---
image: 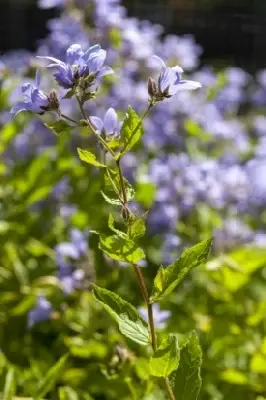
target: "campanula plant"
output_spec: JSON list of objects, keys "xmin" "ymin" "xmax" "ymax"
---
[{"xmin": 12, "ymin": 45, "xmax": 211, "ymax": 400}]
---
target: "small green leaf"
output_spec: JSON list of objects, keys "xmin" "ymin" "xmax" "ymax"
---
[
  {"xmin": 93, "ymin": 285, "xmax": 149, "ymax": 345},
  {"xmin": 128, "ymin": 214, "xmax": 147, "ymax": 240},
  {"xmin": 99, "ymin": 234, "xmax": 145, "ymax": 263},
  {"xmin": 150, "ymin": 334, "xmax": 180, "ymax": 377},
  {"xmin": 45, "ymin": 120, "xmax": 73, "ymax": 135},
  {"xmin": 34, "ymin": 354, "xmax": 69, "ymax": 399},
  {"xmin": 101, "ymin": 191, "xmax": 121, "ymax": 205},
  {"xmin": 3, "ymin": 368, "xmax": 16, "ymax": 400},
  {"xmin": 170, "ymin": 331, "xmax": 202, "ymax": 400},
  {"xmin": 108, "ymin": 214, "xmax": 127, "ymax": 238},
  {"xmin": 151, "ymin": 239, "xmax": 212, "ymax": 302},
  {"xmin": 119, "ymin": 106, "xmax": 144, "ymax": 157},
  {"xmin": 63, "ymin": 89, "xmax": 76, "ymax": 99},
  {"xmin": 102, "ymin": 168, "xmax": 135, "ymax": 204},
  {"xmin": 58, "ymin": 386, "xmax": 79, "ymax": 400},
  {"xmin": 77, "ymin": 148, "xmax": 106, "ymax": 167}
]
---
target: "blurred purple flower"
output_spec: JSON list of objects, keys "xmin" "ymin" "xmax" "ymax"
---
[
  {"xmin": 139, "ymin": 304, "xmax": 171, "ymax": 329},
  {"xmin": 10, "ymin": 71, "xmax": 50, "ymax": 115},
  {"xmin": 28, "ymin": 296, "xmax": 52, "ymax": 327},
  {"xmin": 38, "ymin": 0, "xmax": 65, "ymax": 8}
]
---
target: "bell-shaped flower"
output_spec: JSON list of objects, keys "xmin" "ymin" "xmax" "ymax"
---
[
  {"xmin": 38, "ymin": 43, "xmax": 113, "ymax": 90},
  {"xmin": 11, "ymin": 70, "xmax": 50, "ymax": 115},
  {"xmin": 90, "ymin": 108, "xmax": 120, "ymax": 136},
  {"xmin": 152, "ymin": 55, "xmax": 201, "ymax": 98}
]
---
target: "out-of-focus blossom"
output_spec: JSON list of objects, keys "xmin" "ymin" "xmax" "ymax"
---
[
  {"xmin": 139, "ymin": 304, "xmax": 171, "ymax": 329},
  {"xmin": 38, "ymin": 0, "xmax": 65, "ymax": 8},
  {"xmin": 28, "ymin": 296, "xmax": 52, "ymax": 327}
]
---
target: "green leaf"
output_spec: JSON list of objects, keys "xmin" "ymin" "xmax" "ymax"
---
[
  {"xmin": 128, "ymin": 214, "xmax": 147, "ymax": 240},
  {"xmin": 93, "ymin": 285, "xmax": 149, "ymax": 345},
  {"xmin": 108, "ymin": 214, "xmax": 127, "ymax": 238},
  {"xmin": 101, "ymin": 191, "xmax": 121, "ymax": 205},
  {"xmin": 150, "ymin": 334, "xmax": 180, "ymax": 377},
  {"xmin": 63, "ymin": 89, "xmax": 76, "ymax": 99},
  {"xmin": 151, "ymin": 239, "xmax": 212, "ymax": 302},
  {"xmin": 99, "ymin": 234, "xmax": 145, "ymax": 263},
  {"xmin": 3, "ymin": 368, "xmax": 16, "ymax": 400},
  {"xmin": 171, "ymin": 331, "xmax": 202, "ymax": 400},
  {"xmin": 34, "ymin": 354, "xmax": 69, "ymax": 399},
  {"xmin": 58, "ymin": 386, "xmax": 79, "ymax": 400},
  {"xmin": 102, "ymin": 168, "xmax": 135, "ymax": 205},
  {"xmin": 135, "ymin": 182, "xmax": 156, "ymax": 208},
  {"xmin": 119, "ymin": 106, "xmax": 144, "ymax": 157},
  {"xmin": 77, "ymin": 148, "xmax": 106, "ymax": 168},
  {"xmin": 45, "ymin": 120, "xmax": 73, "ymax": 135}
]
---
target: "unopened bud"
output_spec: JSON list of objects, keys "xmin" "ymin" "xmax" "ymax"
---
[
  {"xmin": 48, "ymin": 90, "xmax": 60, "ymax": 111},
  {"xmin": 148, "ymin": 77, "xmax": 157, "ymax": 98}
]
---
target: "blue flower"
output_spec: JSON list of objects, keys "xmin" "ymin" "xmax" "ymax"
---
[
  {"xmin": 151, "ymin": 55, "xmax": 201, "ymax": 99},
  {"xmin": 28, "ymin": 296, "xmax": 52, "ymax": 327},
  {"xmin": 39, "ymin": 43, "xmax": 113, "ymax": 89},
  {"xmin": 10, "ymin": 70, "xmax": 50, "ymax": 115},
  {"xmin": 90, "ymin": 107, "xmax": 120, "ymax": 136},
  {"xmin": 38, "ymin": 0, "xmax": 64, "ymax": 8}
]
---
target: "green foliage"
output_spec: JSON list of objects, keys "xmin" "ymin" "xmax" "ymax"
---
[
  {"xmin": 77, "ymin": 148, "xmax": 107, "ymax": 168},
  {"xmin": 151, "ymin": 239, "xmax": 212, "ymax": 302},
  {"xmin": 171, "ymin": 331, "xmax": 202, "ymax": 400},
  {"xmin": 3, "ymin": 368, "xmax": 16, "ymax": 400},
  {"xmin": 34, "ymin": 355, "xmax": 69, "ymax": 399},
  {"xmin": 93, "ymin": 285, "xmax": 150, "ymax": 345},
  {"xmin": 45, "ymin": 120, "xmax": 73, "ymax": 135},
  {"xmin": 119, "ymin": 106, "xmax": 144, "ymax": 157},
  {"xmin": 99, "ymin": 233, "xmax": 145, "ymax": 263},
  {"xmin": 150, "ymin": 334, "xmax": 180, "ymax": 377}
]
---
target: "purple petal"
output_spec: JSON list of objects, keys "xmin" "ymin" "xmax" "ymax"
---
[
  {"xmin": 103, "ymin": 108, "xmax": 118, "ymax": 135},
  {"xmin": 35, "ymin": 69, "xmax": 41, "ymax": 87},
  {"xmin": 37, "ymin": 55, "xmax": 64, "ymax": 67},
  {"xmin": 66, "ymin": 44, "xmax": 84, "ymax": 65},
  {"xmin": 97, "ymin": 66, "xmax": 114, "ymax": 78},
  {"xmin": 151, "ymin": 55, "xmax": 167, "ymax": 68},
  {"xmin": 176, "ymin": 80, "xmax": 202, "ymax": 91},
  {"xmin": 88, "ymin": 50, "xmax": 107, "ymax": 73},
  {"xmin": 90, "ymin": 116, "xmax": 103, "ymax": 132},
  {"xmin": 158, "ymin": 67, "xmax": 177, "ymax": 93},
  {"xmin": 10, "ymin": 102, "xmax": 30, "ymax": 115},
  {"xmin": 83, "ymin": 44, "xmax": 102, "ymax": 60}
]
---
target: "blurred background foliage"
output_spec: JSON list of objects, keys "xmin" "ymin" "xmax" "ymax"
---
[{"xmin": 1, "ymin": 0, "xmax": 266, "ymax": 399}]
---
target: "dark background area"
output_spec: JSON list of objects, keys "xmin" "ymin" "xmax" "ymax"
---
[{"xmin": 1, "ymin": 0, "xmax": 266, "ymax": 70}]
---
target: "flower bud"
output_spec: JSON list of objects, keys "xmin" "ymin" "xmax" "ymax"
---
[
  {"xmin": 48, "ymin": 90, "xmax": 60, "ymax": 111},
  {"xmin": 148, "ymin": 77, "xmax": 157, "ymax": 98}
]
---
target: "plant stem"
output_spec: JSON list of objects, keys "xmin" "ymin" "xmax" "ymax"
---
[
  {"xmin": 163, "ymin": 378, "xmax": 176, "ymax": 400},
  {"xmin": 60, "ymin": 113, "xmax": 79, "ymax": 125},
  {"xmin": 75, "ymin": 94, "xmax": 116, "ymax": 158},
  {"xmin": 75, "ymin": 96, "xmax": 175, "ymax": 399}
]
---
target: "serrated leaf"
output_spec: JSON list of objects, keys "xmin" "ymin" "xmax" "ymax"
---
[
  {"xmin": 45, "ymin": 120, "xmax": 73, "ymax": 135},
  {"xmin": 99, "ymin": 234, "xmax": 145, "ymax": 263},
  {"xmin": 93, "ymin": 285, "xmax": 149, "ymax": 345},
  {"xmin": 102, "ymin": 168, "xmax": 135, "ymax": 205},
  {"xmin": 108, "ymin": 214, "xmax": 127, "ymax": 238},
  {"xmin": 77, "ymin": 148, "xmax": 106, "ymax": 167},
  {"xmin": 34, "ymin": 354, "xmax": 69, "ymax": 399},
  {"xmin": 128, "ymin": 213, "xmax": 147, "ymax": 240},
  {"xmin": 170, "ymin": 331, "xmax": 202, "ymax": 400},
  {"xmin": 119, "ymin": 106, "xmax": 144, "ymax": 157},
  {"xmin": 150, "ymin": 334, "xmax": 180, "ymax": 377},
  {"xmin": 3, "ymin": 368, "xmax": 16, "ymax": 400},
  {"xmin": 101, "ymin": 191, "xmax": 122, "ymax": 205},
  {"xmin": 151, "ymin": 239, "xmax": 212, "ymax": 302}
]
